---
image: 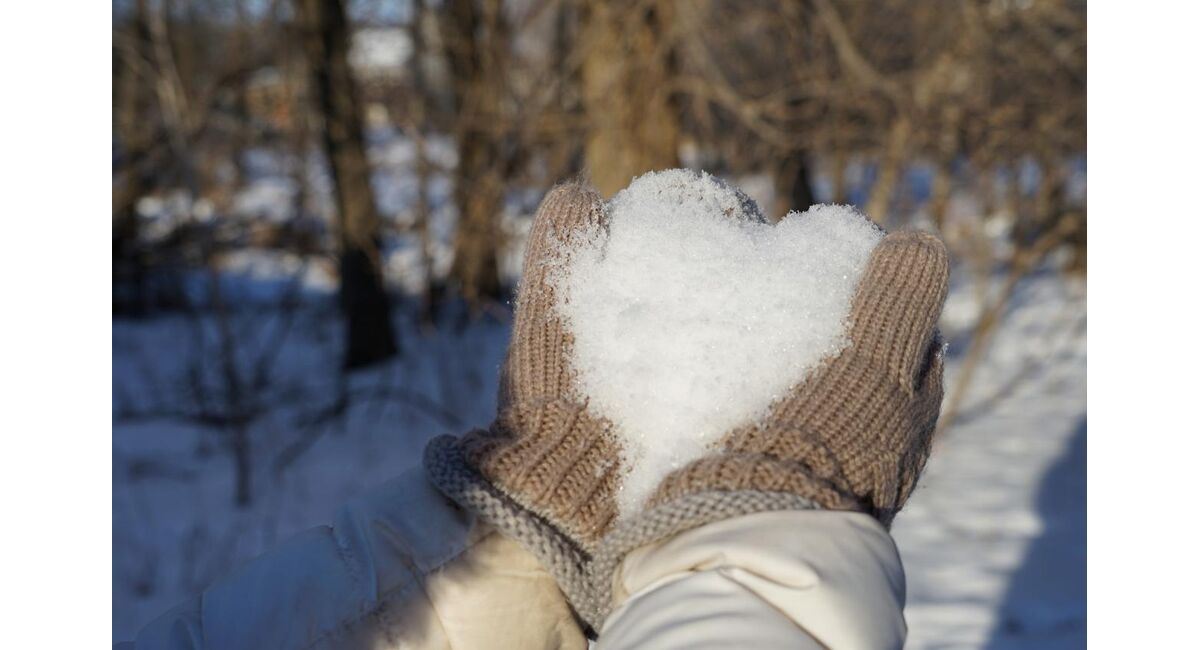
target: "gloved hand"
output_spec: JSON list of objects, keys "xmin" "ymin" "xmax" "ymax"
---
[
  {"xmin": 648, "ymin": 228, "xmax": 949, "ymax": 524},
  {"xmin": 426, "ymin": 173, "xmax": 950, "ymax": 632},
  {"xmin": 586, "ymin": 207, "xmax": 949, "ymax": 629},
  {"xmin": 424, "ymin": 182, "xmax": 622, "ymax": 626}
]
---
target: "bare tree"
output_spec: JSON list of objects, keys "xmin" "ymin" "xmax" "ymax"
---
[{"xmin": 294, "ymin": 0, "xmax": 398, "ymax": 368}]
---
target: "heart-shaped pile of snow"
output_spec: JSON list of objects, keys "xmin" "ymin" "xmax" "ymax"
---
[{"xmin": 553, "ymin": 169, "xmax": 884, "ymax": 518}]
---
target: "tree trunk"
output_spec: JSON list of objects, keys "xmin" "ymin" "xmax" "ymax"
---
[
  {"xmin": 407, "ymin": 0, "xmax": 444, "ymax": 326},
  {"xmin": 866, "ymin": 115, "xmax": 911, "ymax": 224},
  {"xmin": 830, "ymin": 147, "xmax": 849, "ymax": 205},
  {"xmin": 443, "ymin": 0, "xmax": 505, "ymax": 308},
  {"xmin": 113, "ymin": 0, "xmax": 154, "ymax": 316},
  {"xmin": 773, "ymin": 150, "xmax": 817, "ymax": 220},
  {"xmin": 929, "ymin": 156, "xmax": 952, "ymax": 231},
  {"xmin": 295, "ymin": 0, "xmax": 398, "ymax": 368},
  {"xmin": 580, "ymin": 0, "xmax": 680, "ymax": 198},
  {"xmin": 450, "ymin": 139, "xmax": 503, "ymax": 307}
]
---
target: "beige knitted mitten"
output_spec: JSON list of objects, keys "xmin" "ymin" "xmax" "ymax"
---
[
  {"xmin": 648, "ymin": 229, "xmax": 950, "ymax": 525},
  {"xmin": 424, "ymin": 183, "xmax": 622, "ymax": 618},
  {"xmin": 581, "ymin": 226, "xmax": 950, "ymax": 628},
  {"xmin": 426, "ymin": 177, "xmax": 950, "ymax": 631}
]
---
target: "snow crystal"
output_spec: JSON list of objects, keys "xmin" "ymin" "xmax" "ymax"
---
[{"xmin": 553, "ymin": 169, "xmax": 884, "ymax": 518}]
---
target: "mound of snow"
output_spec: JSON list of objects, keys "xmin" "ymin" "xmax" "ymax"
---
[{"xmin": 553, "ymin": 169, "xmax": 884, "ymax": 518}]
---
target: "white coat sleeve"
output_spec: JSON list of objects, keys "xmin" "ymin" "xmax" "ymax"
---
[
  {"xmin": 120, "ymin": 466, "xmax": 586, "ymax": 650},
  {"xmin": 596, "ymin": 510, "xmax": 908, "ymax": 650}
]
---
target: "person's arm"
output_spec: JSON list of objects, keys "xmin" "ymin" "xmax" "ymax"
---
[
  {"xmin": 598, "ymin": 510, "xmax": 907, "ymax": 650},
  {"xmin": 119, "ymin": 466, "xmax": 586, "ymax": 650}
]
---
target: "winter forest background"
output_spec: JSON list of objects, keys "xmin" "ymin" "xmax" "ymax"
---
[{"xmin": 112, "ymin": 0, "xmax": 1086, "ymax": 646}]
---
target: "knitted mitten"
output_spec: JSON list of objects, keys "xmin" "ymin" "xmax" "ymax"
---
[
  {"xmin": 423, "ymin": 182, "xmax": 621, "ymax": 619},
  {"xmin": 583, "ymin": 227, "xmax": 950, "ymax": 629},
  {"xmin": 426, "ymin": 176, "xmax": 950, "ymax": 632},
  {"xmin": 651, "ymin": 229, "xmax": 950, "ymax": 524}
]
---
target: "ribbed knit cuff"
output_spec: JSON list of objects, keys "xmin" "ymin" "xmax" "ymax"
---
[
  {"xmin": 581, "ymin": 490, "xmax": 823, "ymax": 631},
  {"xmin": 423, "ymin": 434, "xmax": 601, "ymax": 632},
  {"xmin": 648, "ymin": 450, "xmax": 868, "ymax": 515},
  {"xmin": 460, "ymin": 400, "xmax": 623, "ymax": 545}
]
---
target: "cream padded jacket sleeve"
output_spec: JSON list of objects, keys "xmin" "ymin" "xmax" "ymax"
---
[
  {"xmin": 598, "ymin": 510, "xmax": 908, "ymax": 650},
  {"xmin": 119, "ymin": 466, "xmax": 586, "ymax": 650},
  {"xmin": 121, "ymin": 469, "xmax": 906, "ymax": 649}
]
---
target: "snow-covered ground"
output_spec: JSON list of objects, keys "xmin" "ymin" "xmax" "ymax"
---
[
  {"xmin": 113, "ymin": 266, "xmax": 1085, "ymax": 646},
  {"xmin": 895, "ymin": 272, "xmax": 1087, "ymax": 649},
  {"xmin": 112, "ymin": 300, "xmax": 511, "ymax": 641}
]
